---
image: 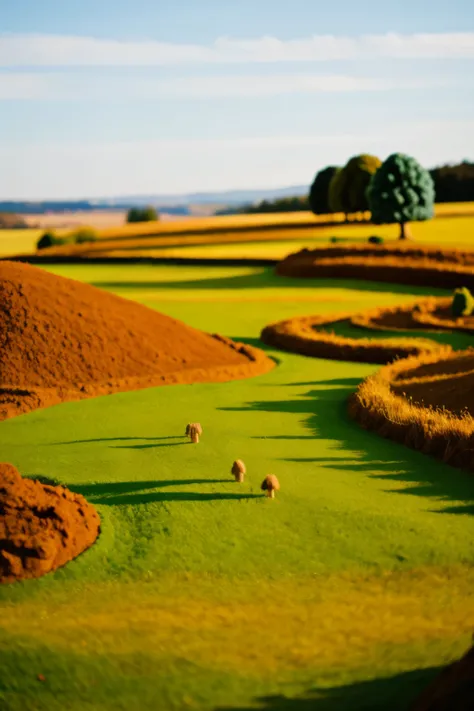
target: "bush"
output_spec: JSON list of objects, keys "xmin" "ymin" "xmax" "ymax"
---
[
  {"xmin": 72, "ymin": 227, "xmax": 98, "ymax": 244},
  {"xmin": 126, "ymin": 206, "xmax": 159, "ymax": 223},
  {"xmin": 367, "ymin": 153, "xmax": 435, "ymax": 240},
  {"xmin": 329, "ymin": 236, "xmax": 348, "ymax": 244},
  {"xmin": 309, "ymin": 166, "xmax": 339, "ymax": 215},
  {"xmin": 368, "ymin": 235, "xmax": 384, "ymax": 244},
  {"xmin": 452, "ymin": 287, "xmax": 474, "ymax": 318},
  {"xmin": 36, "ymin": 231, "xmax": 68, "ymax": 250}
]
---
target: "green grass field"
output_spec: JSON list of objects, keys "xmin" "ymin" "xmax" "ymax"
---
[{"xmin": 1, "ymin": 265, "xmax": 474, "ymax": 710}]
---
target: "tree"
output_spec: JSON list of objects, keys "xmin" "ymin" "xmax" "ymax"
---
[
  {"xmin": 73, "ymin": 227, "xmax": 97, "ymax": 244},
  {"xmin": 36, "ymin": 231, "xmax": 67, "ymax": 250},
  {"xmin": 126, "ymin": 206, "xmax": 159, "ymax": 223},
  {"xmin": 343, "ymin": 154, "xmax": 382, "ymax": 213},
  {"xmin": 328, "ymin": 168, "xmax": 345, "ymax": 215},
  {"xmin": 367, "ymin": 153, "xmax": 435, "ymax": 240},
  {"xmin": 308, "ymin": 166, "xmax": 339, "ymax": 215},
  {"xmin": 329, "ymin": 154, "xmax": 381, "ymax": 217}
]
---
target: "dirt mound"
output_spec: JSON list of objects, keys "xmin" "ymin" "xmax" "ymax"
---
[
  {"xmin": 0, "ymin": 261, "xmax": 273, "ymax": 419},
  {"xmin": 392, "ymin": 369, "xmax": 474, "ymax": 417},
  {"xmin": 411, "ymin": 643, "xmax": 474, "ymax": 710},
  {"xmin": 395, "ymin": 352, "xmax": 474, "ymax": 382},
  {"xmin": 276, "ymin": 246, "xmax": 474, "ymax": 290},
  {"xmin": 0, "ymin": 463, "xmax": 100, "ymax": 584}
]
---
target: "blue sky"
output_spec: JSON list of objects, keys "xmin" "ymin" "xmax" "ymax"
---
[{"xmin": 1, "ymin": 0, "xmax": 473, "ymax": 199}]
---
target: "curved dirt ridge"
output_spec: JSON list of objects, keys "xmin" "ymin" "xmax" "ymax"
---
[
  {"xmin": 0, "ymin": 261, "xmax": 274, "ymax": 421},
  {"xmin": 261, "ymin": 302, "xmax": 474, "ymax": 472},
  {"xmin": 277, "ymin": 244, "xmax": 474, "ymax": 290},
  {"xmin": 0, "ymin": 463, "xmax": 100, "ymax": 584}
]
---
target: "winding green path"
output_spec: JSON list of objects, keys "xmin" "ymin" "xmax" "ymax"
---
[{"xmin": 1, "ymin": 265, "xmax": 474, "ymax": 711}]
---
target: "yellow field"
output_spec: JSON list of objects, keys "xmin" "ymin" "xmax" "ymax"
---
[
  {"xmin": 0, "ymin": 229, "xmax": 43, "ymax": 257},
  {"xmin": 1, "ymin": 202, "xmax": 473, "ymax": 259},
  {"xmin": 37, "ymin": 214, "xmax": 474, "ymax": 260}
]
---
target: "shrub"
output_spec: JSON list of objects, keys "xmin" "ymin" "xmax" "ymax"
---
[
  {"xmin": 36, "ymin": 231, "xmax": 68, "ymax": 250},
  {"xmin": 126, "ymin": 206, "xmax": 159, "ymax": 223},
  {"xmin": 368, "ymin": 235, "xmax": 384, "ymax": 245},
  {"xmin": 367, "ymin": 153, "xmax": 435, "ymax": 240},
  {"xmin": 309, "ymin": 166, "xmax": 339, "ymax": 215},
  {"xmin": 72, "ymin": 227, "xmax": 98, "ymax": 244},
  {"xmin": 452, "ymin": 287, "xmax": 474, "ymax": 318},
  {"xmin": 329, "ymin": 236, "xmax": 348, "ymax": 244}
]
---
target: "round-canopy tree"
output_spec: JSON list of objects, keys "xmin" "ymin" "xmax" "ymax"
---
[
  {"xmin": 367, "ymin": 153, "xmax": 435, "ymax": 240},
  {"xmin": 308, "ymin": 166, "xmax": 339, "ymax": 215},
  {"xmin": 343, "ymin": 154, "xmax": 381, "ymax": 213},
  {"xmin": 328, "ymin": 168, "xmax": 345, "ymax": 215},
  {"xmin": 126, "ymin": 206, "xmax": 159, "ymax": 223}
]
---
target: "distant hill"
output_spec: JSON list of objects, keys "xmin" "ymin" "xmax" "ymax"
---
[{"xmin": 0, "ymin": 185, "xmax": 309, "ymax": 215}]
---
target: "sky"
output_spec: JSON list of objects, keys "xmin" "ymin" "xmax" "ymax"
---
[{"xmin": 1, "ymin": 0, "xmax": 473, "ymax": 200}]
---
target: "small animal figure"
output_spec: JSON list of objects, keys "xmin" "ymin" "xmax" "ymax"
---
[
  {"xmin": 185, "ymin": 422, "xmax": 203, "ymax": 440},
  {"xmin": 189, "ymin": 424, "xmax": 200, "ymax": 444},
  {"xmin": 231, "ymin": 460, "xmax": 246, "ymax": 483},
  {"xmin": 261, "ymin": 475, "xmax": 280, "ymax": 499}
]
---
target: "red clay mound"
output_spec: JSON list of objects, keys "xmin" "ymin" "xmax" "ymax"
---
[
  {"xmin": 0, "ymin": 261, "xmax": 274, "ymax": 419},
  {"xmin": 411, "ymin": 643, "xmax": 474, "ymax": 710},
  {"xmin": 0, "ymin": 463, "xmax": 100, "ymax": 584}
]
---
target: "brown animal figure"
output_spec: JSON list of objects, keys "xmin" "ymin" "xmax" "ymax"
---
[
  {"xmin": 185, "ymin": 423, "xmax": 202, "ymax": 439},
  {"xmin": 261, "ymin": 475, "xmax": 280, "ymax": 499},
  {"xmin": 231, "ymin": 460, "xmax": 246, "ymax": 482},
  {"xmin": 189, "ymin": 424, "xmax": 200, "ymax": 444}
]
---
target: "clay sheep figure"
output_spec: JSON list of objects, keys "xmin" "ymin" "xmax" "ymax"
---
[
  {"xmin": 261, "ymin": 475, "xmax": 280, "ymax": 499},
  {"xmin": 185, "ymin": 422, "xmax": 202, "ymax": 443},
  {"xmin": 231, "ymin": 459, "xmax": 246, "ymax": 483}
]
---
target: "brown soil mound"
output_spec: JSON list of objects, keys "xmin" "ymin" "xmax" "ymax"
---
[
  {"xmin": 413, "ymin": 300, "xmax": 474, "ymax": 334},
  {"xmin": 411, "ymin": 643, "xmax": 474, "ymax": 710},
  {"xmin": 0, "ymin": 463, "xmax": 100, "ymax": 584},
  {"xmin": 395, "ymin": 352, "xmax": 474, "ymax": 382},
  {"xmin": 276, "ymin": 246, "xmax": 474, "ymax": 290},
  {"xmin": 351, "ymin": 303, "xmax": 434, "ymax": 332},
  {"xmin": 392, "ymin": 363, "xmax": 474, "ymax": 417},
  {"xmin": 0, "ymin": 261, "xmax": 274, "ymax": 419}
]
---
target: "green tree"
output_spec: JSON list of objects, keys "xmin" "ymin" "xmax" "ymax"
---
[
  {"xmin": 73, "ymin": 227, "xmax": 97, "ymax": 244},
  {"xmin": 343, "ymin": 154, "xmax": 382, "ymax": 212},
  {"xmin": 126, "ymin": 206, "xmax": 159, "ymax": 223},
  {"xmin": 308, "ymin": 166, "xmax": 339, "ymax": 215},
  {"xmin": 36, "ymin": 231, "xmax": 69, "ymax": 250},
  {"xmin": 367, "ymin": 153, "xmax": 435, "ymax": 240},
  {"xmin": 328, "ymin": 168, "xmax": 345, "ymax": 215}
]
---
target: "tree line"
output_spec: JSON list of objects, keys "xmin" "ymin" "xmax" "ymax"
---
[{"xmin": 230, "ymin": 159, "xmax": 473, "ymax": 217}]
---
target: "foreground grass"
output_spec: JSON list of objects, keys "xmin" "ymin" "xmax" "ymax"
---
[{"xmin": 1, "ymin": 265, "xmax": 474, "ymax": 710}]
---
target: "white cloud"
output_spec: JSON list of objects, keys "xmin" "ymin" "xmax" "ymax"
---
[
  {"xmin": 0, "ymin": 32, "xmax": 474, "ymax": 67},
  {"xmin": 0, "ymin": 71, "xmax": 448, "ymax": 101},
  {"xmin": 2, "ymin": 121, "xmax": 473, "ymax": 199}
]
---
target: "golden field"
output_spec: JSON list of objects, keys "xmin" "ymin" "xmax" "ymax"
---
[{"xmin": 1, "ymin": 202, "xmax": 474, "ymax": 259}]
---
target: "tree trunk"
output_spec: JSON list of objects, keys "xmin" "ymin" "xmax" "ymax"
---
[{"xmin": 399, "ymin": 222, "xmax": 412, "ymax": 240}]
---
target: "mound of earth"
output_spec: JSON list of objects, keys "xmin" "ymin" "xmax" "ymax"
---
[
  {"xmin": 0, "ymin": 463, "xmax": 100, "ymax": 584},
  {"xmin": 411, "ymin": 643, "xmax": 474, "ymax": 710},
  {"xmin": 276, "ymin": 246, "xmax": 474, "ymax": 291},
  {"xmin": 0, "ymin": 261, "xmax": 274, "ymax": 419}
]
